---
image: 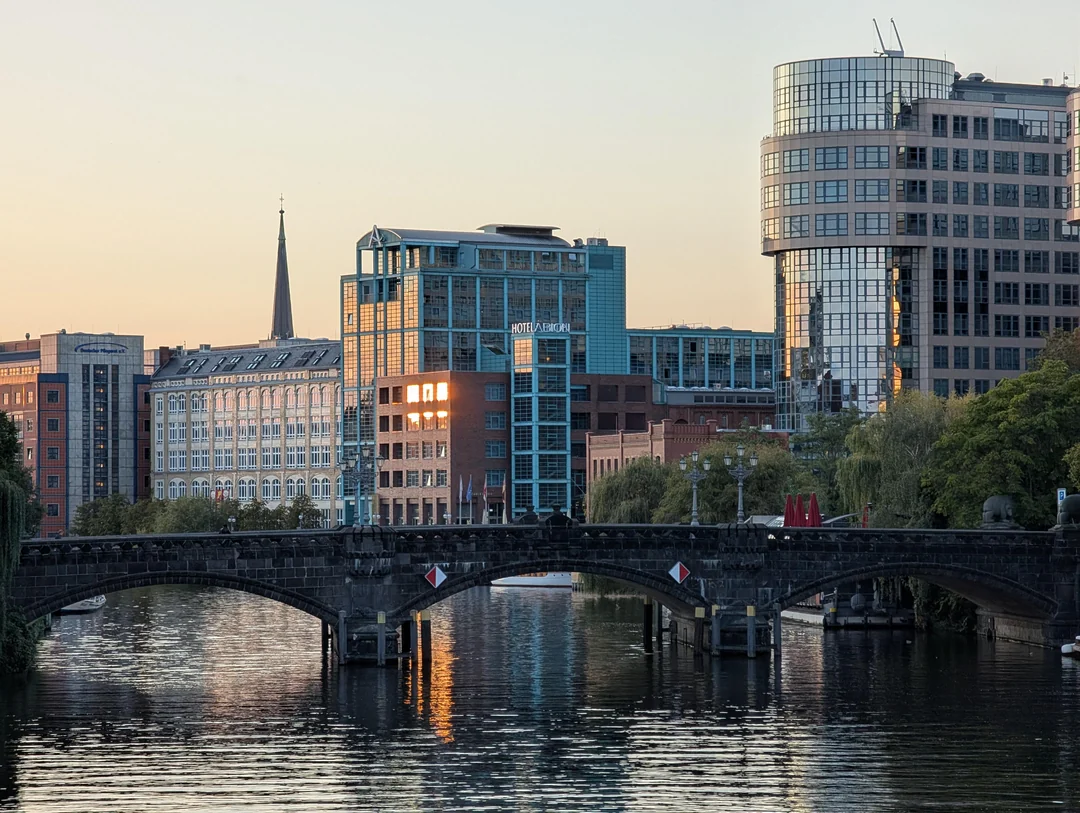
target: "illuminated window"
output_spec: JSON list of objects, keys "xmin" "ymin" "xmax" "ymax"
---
[
  {"xmin": 422, "ymin": 383, "xmax": 434, "ymax": 402},
  {"xmin": 436, "ymin": 382, "xmax": 449, "ymax": 401},
  {"xmin": 406, "ymin": 385, "xmax": 420, "ymax": 403},
  {"xmin": 407, "ymin": 412, "xmax": 421, "ymax": 429}
]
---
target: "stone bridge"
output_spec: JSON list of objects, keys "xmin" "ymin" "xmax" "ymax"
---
[{"xmin": 12, "ymin": 524, "xmax": 1080, "ymax": 662}]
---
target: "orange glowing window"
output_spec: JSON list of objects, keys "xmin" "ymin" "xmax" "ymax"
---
[
  {"xmin": 436, "ymin": 410, "xmax": 448, "ymax": 419},
  {"xmin": 423, "ymin": 411, "xmax": 434, "ymax": 419},
  {"xmin": 436, "ymin": 382, "xmax": 449, "ymax": 401},
  {"xmin": 407, "ymin": 412, "xmax": 421, "ymax": 425},
  {"xmin": 406, "ymin": 385, "xmax": 420, "ymax": 404},
  {"xmin": 422, "ymin": 383, "xmax": 435, "ymax": 402}
]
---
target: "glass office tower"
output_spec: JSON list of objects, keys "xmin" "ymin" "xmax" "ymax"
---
[{"xmin": 762, "ymin": 54, "xmax": 1080, "ymax": 431}]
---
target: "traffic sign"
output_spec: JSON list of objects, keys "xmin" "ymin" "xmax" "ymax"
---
[
  {"xmin": 425, "ymin": 566, "xmax": 447, "ymax": 589},
  {"xmin": 1058, "ymin": 487, "xmax": 1068, "ymax": 507},
  {"xmin": 668, "ymin": 561, "xmax": 690, "ymax": 584}
]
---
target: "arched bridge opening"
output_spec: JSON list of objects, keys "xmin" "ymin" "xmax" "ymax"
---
[
  {"xmin": 779, "ymin": 563, "xmax": 1058, "ymax": 620},
  {"xmin": 391, "ymin": 559, "xmax": 707, "ymax": 622},
  {"xmin": 19, "ymin": 571, "xmax": 341, "ymax": 627}
]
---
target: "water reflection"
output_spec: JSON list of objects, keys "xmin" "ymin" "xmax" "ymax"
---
[{"xmin": 1, "ymin": 585, "xmax": 1079, "ymax": 811}]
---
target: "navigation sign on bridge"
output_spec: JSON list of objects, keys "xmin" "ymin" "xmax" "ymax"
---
[
  {"xmin": 668, "ymin": 561, "xmax": 690, "ymax": 584},
  {"xmin": 425, "ymin": 566, "xmax": 447, "ymax": 589}
]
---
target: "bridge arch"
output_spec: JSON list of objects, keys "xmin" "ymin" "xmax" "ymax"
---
[
  {"xmin": 779, "ymin": 563, "xmax": 1058, "ymax": 619},
  {"xmin": 19, "ymin": 571, "xmax": 341, "ymax": 626},
  {"xmin": 391, "ymin": 559, "xmax": 708, "ymax": 620}
]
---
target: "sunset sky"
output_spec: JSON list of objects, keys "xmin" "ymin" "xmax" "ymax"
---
[{"xmin": 3, "ymin": 1, "xmax": 1077, "ymax": 347}]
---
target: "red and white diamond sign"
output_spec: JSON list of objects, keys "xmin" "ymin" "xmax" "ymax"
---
[
  {"xmin": 669, "ymin": 561, "xmax": 690, "ymax": 584},
  {"xmin": 425, "ymin": 565, "xmax": 447, "ymax": 589}
]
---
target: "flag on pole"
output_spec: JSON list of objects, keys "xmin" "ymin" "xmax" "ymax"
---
[
  {"xmin": 458, "ymin": 475, "xmax": 463, "ymax": 505},
  {"xmin": 501, "ymin": 476, "xmax": 508, "ymax": 524},
  {"xmin": 465, "ymin": 475, "xmax": 473, "ymax": 503},
  {"xmin": 481, "ymin": 485, "xmax": 490, "ymax": 524}
]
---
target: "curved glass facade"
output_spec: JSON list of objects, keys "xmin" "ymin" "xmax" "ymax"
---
[
  {"xmin": 775, "ymin": 247, "xmax": 920, "ymax": 431},
  {"xmin": 773, "ymin": 57, "xmax": 955, "ymax": 136}
]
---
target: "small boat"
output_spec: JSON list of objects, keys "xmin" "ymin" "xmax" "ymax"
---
[
  {"xmin": 59, "ymin": 595, "xmax": 106, "ymax": 614},
  {"xmin": 491, "ymin": 572, "xmax": 572, "ymax": 589}
]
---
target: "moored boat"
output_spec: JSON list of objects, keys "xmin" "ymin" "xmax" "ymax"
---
[
  {"xmin": 491, "ymin": 572, "xmax": 572, "ymax": 589},
  {"xmin": 58, "ymin": 595, "xmax": 106, "ymax": 614}
]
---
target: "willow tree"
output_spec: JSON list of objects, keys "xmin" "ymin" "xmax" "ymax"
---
[
  {"xmin": 836, "ymin": 390, "xmax": 960, "ymax": 528},
  {"xmin": 587, "ymin": 458, "xmax": 671, "ymax": 523}
]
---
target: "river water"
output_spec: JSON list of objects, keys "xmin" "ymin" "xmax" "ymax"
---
[{"xmin": 1, "ymin": 586, "xmax": 1079, "ymax": 812}]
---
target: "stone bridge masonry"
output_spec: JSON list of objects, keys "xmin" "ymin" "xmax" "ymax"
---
[{"xmin": 12, "ymin": 524, "xmax": 1080, "ymax": 663}]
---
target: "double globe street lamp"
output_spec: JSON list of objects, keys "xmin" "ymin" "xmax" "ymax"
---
[
  {"xmin": 679, "ymin": 450, "xmax": 711, "ymax": 527},
  {"xmin": 723, "ymin": 444, "xmax": 758, "ymax": 523}
]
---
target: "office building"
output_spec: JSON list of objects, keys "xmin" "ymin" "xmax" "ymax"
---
[
  {"xmin": 340, "ymin": 224, "xmax": 775, "ymax": 521},
  {"xmin": 0, "ymin": 332, "xmax": 151, "ymax": 535},
  {"xmin": 761, "ymin": 51, "xmax": 1080, "ymax": 430}
]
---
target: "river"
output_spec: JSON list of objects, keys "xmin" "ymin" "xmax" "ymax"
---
[{"xmin": 1, "ymin": 585, "xmax": 1079, "ymax": 812}]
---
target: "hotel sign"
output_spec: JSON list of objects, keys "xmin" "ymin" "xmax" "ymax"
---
[
  {"xmin": 73, "ymin": 342, "xmax": 128, "ymax": 355},
  {"xmin": 510, "ymin": 322, "xmax": 571, "ymax": 335}
]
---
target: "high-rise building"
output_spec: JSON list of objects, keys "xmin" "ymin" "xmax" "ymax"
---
[
  {"xmin": 761, "ymin": 52, "xmax": 1080, "ymax": 430},
  {"xmin": 340, "ymin": 224, "xmax": 775, "ymax": 522},
  {"xmin": 0, "ymin": 332, "xmax": 151, "ymax": 535}
]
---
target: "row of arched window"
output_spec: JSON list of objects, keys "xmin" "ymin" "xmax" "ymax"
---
[
  {"xmin": 165, "ymin": 476, "xmax": 336, "ymax": 502},
  {"xmin": 158, "ymin": 385, "xmax": 340, "ymax": 418}
]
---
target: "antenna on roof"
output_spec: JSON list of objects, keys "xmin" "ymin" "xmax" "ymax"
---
[{"xmin": 873, "ymin": 18, "xmax": 904, "ymax": 58}]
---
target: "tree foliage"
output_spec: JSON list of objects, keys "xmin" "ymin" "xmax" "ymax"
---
[
  {"xmin": 836, "ymin": 391, "xmax": 960, "ymax": 527},
  {"xmin": 588, "ymin": 430, "xmax": 814, "ymax": 524},
  {"xmin": 925, "ymin": 360, "xmax": 1080, "ymax": 529},
  {"xmin": 70, "ymin": 494, "xmax": 326, "ymax": 536},
  {"xmin": 1, "ymin": 411, "xmax": 40, "ymax": 673},
  {"xmin": 1029, "ymin": 328, "xmax": 1080, "ymax": 374},
  {"xmin": 792, "ymin": 407, "xmax": 865, "ymax": 516}
]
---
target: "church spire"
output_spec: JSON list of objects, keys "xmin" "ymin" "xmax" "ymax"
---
[{"xmin": 270, "ymin": 196, "xmax": 294, "ymax": 341}]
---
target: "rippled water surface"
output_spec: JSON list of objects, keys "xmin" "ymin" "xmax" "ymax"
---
[{"xmin": 2, "ymin": 585, "xmax": 1080, "ymax": 812}]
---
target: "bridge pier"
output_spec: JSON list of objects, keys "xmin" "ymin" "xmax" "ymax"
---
[
  {"xmin": 400, "ymin": 617, "xmax": 413, "ymax": 661},
  {"xmin": 420, "ymin": 609, "xmax": 432, "ymax": 664}
]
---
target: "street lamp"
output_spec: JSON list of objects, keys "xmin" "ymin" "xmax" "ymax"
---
[
  {"xmin": 227, "ymin": 515, "xmax": 236, "ymax": 533},
  {"xmin": 722, "ymin": 443, "xmax": 758, "ymax": 523},
  {"xmin": 679, "ymin": 449, "xmax": 712, "ymax": 527},
  {"xmin": 340, "ymin": 447, "xmax": 386, "ymax": 526}
]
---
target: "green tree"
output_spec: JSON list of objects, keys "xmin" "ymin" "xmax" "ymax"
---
[
  {"xmin": 70, "ymin": 492, "xmax": 137, "ymax": 536},
  {"xmin": 1030, "ymin": 328, "xmax": 1080, "ymax": 373},
  {"xmin": 152, "ymin": 497, "xmax": 231, "ymax": 534},
  {"xmin": 1, "ymin": 411, "xmax": 39, "ymax": 672},
  {"xmin": 792, "ymin": 406, "xmax": 865, "ymax": 515},
  {"xmin": 587, "ymin": 458, "xmax": 671, "ymax": 523},
  {"xmin": 237, "ymin": 499, "xmax": 280, "ymax": 531},
  {"xmin": 279, "ymin": 494, "xmax": 325, "ymax": 530},
  {"xmin": 653, "ymin": 432, "xmax": 814, "ymax": 524},
  {"xmin": 925, "ymin": 360, "xmax": 1080, "ymax": 529},
  {"xmin": 836, "ymin": 390, "xmax": 960, "ymax": 527}
]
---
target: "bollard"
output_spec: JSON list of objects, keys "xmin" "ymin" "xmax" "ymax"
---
[
  {"xmin": 420, "ymin": 609, "xmax": 433, "ymax": 664},
  {"xmin": 746, "ymin": 604, "xmax": 757, "ymax": 658},
  {"xmin": 643, "ymin": 596, "xmax": 654, "ymax": 654},
  {"xmin": 411, "ymin": 611, "xmax": 419, "ymax": 661},
  {"xmin": 376, "ymin": 611, "xmax": 386, "ymax": 667},
  {"xmin": 655, "ymin": 602, "xmax": 664, "ymax": 649},
  {"xmin": 828, "ymin": 604, "xmax": 837, "ymax": 628},
  {"xmin": 321, "ymin": 620, "xmax": 331, "ymax": 660},
  {"xmin": 694, "ymin": 606, "xmax": 706, "ymax": 653},
  {"xmin": 711, "ymin": 605, "xmax": 721, "ymax": 656}
]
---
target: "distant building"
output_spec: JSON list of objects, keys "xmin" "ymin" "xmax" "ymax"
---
[
  {"xmin": 0, "ymin": 332, "xmax": 151, "ymax": 535},
  {"xmin": 761, "ymin": 51, "xmax": 1080, "ymax": 430},
  {"xmin": 148, "ymin": 207, "xmax": 343, "ymax": 526}
]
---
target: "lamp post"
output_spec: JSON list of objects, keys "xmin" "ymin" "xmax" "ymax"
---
[
  {"xmin": 340, "ymin": 447, "xmax": 386, "ymax": 526},
  {"xmin": 679, "ymin": 450, "xmax": 711, "ymax": 527},
  {"xmin": 723, "ymin": 443, "xmax": 758, "ymax": 523}
]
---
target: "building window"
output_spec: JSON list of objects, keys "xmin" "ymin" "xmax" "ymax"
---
[
  {"xmin": 854, "ymin": 146, "xmax": 889, "ymax": 169},
  {"xmin": 597, "ymin": 385, "xmax": 619, "ymax": 402},
  {"xmin": 46, "ymin": 503, "xmax": 59, "ymax": 517},
  {"xmin": 994, "ymin": 347, "xmax": 1021, "ymax": 370},
  {"xmin": 932, "ymin": 114, "xmax": 948, "ymax": 138},
  {"xmin": 485, "ymin": 440, "xmax": 506, "ymax": 458},
  {"xmin": 783, "ymin": 182, "xmax": 809, "ymax": 206},
  {"xmin": 953, "ymin": 149, "xmax": 969, "ymax": 172},
  {"xmin": 570, "ymin": 413, "xmax": 591, "ymax": 431},
  {"xmin": 484, "ymin": 383, "xmax": 506, "ymax": 401},
  {"xmin": 953, "ymin": 116, "xmax": 969, "ymax": 138},
  {"xmin": 484, "ymin": 411, "xmax": 506, "ymax": 430},
  {"xmin": 933, "ymin": 379, "xmax": 949, "ymax": 397},
  {"xmin": 896, "ymin": 146, "xmax": 926, "ymax": 169},
  {"xmin": 783, "ymin": 215, "xmax": 809, "ymax": 239},
  {"xmin": 1056, "ymin": 284, "xmax": 1080, "ymax": 307},
  {"xmin": 854, "ymin": 179, "xmax": 889, "ymax": 202},
  {"xmin": 815, "ymin": 213, "xmax": 847, "ymax": 237},
  {"xmin": 46, "ymin": 389, "xmax": 59, "ymax": 404},
  {"xmin": 994, "ymin": 314, "xmax": 1020, "ymax": 337},
  {"xmin": 815, "ymin": 147, "xmax": 847, "ymax": 170},
  {"xmin": 783, "ymin": 148, "xmax": 809, "ymax": 173},
  {"xmin": 762, "ymin": 152, "xmax": 780, "ymax": 176},
  {"xmin": 815, "ymin": 180, "xmax": 847, "ymax": 203}
]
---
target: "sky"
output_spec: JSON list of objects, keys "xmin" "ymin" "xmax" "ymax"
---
[{"xmin": 3, "ymin": 0, "xmax": 1078, "ymax": 348}]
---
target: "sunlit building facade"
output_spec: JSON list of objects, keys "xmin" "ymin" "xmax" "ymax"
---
[{"xmin": 762, "ymin": 54, "xmax": 1080, "ymax": 430}]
